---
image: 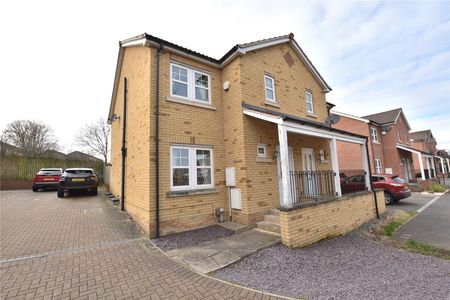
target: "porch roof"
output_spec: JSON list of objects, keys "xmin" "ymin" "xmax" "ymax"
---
[
  {"xmin": 396, "ymin": 144, "xmax": 433, "ymax": 156},
  {"xmin": 242, "ymin": 102, "xmax": 368, "ymax": 140}
]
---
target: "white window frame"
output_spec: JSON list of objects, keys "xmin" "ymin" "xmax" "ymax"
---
[
  {"xmin": 264, "ymin": 75, "xmax": 276, "ymax": 102},
  {"xmin": 170, "ymin": 63, "xmax": 211, "ymax": 104},
  {"xmin": 375, "ymin": 159, "xmax": 382, "ymax": 174},
  {"xmin": 305, "ymin": 90, "xmax": 314, "ymax": 114},
  {"xmin": 170, "ymin": 145, "xmax": 214, "ymax": 191},
  {"xmin": 370, "ymin": 127, "xmax": 379, "ymax": 143},
  {"xmin": 257, "ymin": 144, "xmax": 267, "ymax": 158}
]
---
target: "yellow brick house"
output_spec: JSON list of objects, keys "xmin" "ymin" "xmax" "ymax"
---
[{"xmin": 108, "ymin": 33, "xmax": 384, "ymax": 248}]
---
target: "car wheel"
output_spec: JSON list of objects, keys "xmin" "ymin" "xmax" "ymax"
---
[
  {"xmin": 57, "ymin": 189, "xmax": 64, "ymax": 198},
  {"xmin": 384, "ymin": 191, "xmax": 394, "ymax": 205},
  {"xmin": 32, "ymin": 185, "xmax": 38, "ymax": 192},
  {"xmin": 91, "ymin": 188, "xmax": 98, "ymax": 196}
]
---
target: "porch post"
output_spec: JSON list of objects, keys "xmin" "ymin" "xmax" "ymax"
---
[
  {"xmin": 431, "ymin": 158, "xmax": 436, "ymax": 178},
  {"xmin": 439, "ymin": 157, "xmax": 445, "ymax": 175},
  {"xmin": 329, "ymin": 136, "xmax": 342, "ymax": 197},
  {"xmin": 277, "ymin": 123, "xmax": 292, "ymax": 208},
  {"xmin": 418, "ymin": 153, "xmax": 425, "ymax": 180},
  {"xmin": 361, "ymin": 143, "xmax": 371, "ymax": 191}
]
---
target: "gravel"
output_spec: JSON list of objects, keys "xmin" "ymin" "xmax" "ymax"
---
[
  {"xmin": 214, "ymin": 233, "xmax": 450, "ymax": 299},
  {"xmin": 152, "ymin": 225, "xmax": 233, "ymax": 251}
]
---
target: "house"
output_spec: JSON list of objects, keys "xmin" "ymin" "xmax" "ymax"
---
[
  {"xmin": 330, "ymin": 111, "xmax": 385, "ymax": 174},
  {"xmin": 107, "ymin": 33, "xmax": 385, "ymax": 248},
  {"xmin": 410, "ymin": 130, "xmax": 447, "ymax": 177}
]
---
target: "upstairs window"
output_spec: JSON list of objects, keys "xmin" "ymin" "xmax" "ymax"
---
[
  {"xmin": 305, "ymin": 91, "xmax": 314, "ymax": 113},
  {"xmin": 370, "ymin": 127, "xmax": 379, "ymax": 143},
  {"xmin": 264, "ymin": 75, "xmax": 276, "ymax": 102},
  {"xmin": 170, "ymin": 63, "xmax": 211, "ymax": 104}
]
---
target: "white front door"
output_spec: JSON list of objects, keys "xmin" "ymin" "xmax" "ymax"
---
[
  {"xmin": 302, "ymin": 148, "xmax": 317, "ymax": 195},
  {"xmin": 277, "ymin": 146, "xmax": 295, "ymax": 204}
]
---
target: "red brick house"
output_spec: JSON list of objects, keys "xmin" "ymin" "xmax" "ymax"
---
[{"xmin": 410, "ymin": 130, "xmax": 448, "ymax": 177}]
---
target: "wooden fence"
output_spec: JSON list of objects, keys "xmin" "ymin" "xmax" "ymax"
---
[{"xmin": 1, "ymin": 154, "xmax": 104, "ymax": 181}]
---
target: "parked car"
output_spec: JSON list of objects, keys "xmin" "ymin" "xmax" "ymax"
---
[
  {"xmin": 57, "ymin": 168, "xmax": 99, "ymax": 198},
  {"xmin": 32, "ymin": 168, "xmax": 63, "ymax": 192},
  {"xmin": 372, "ymin": 174, "xmax": 411, "ymax": 205},
  {"xmin": 340, "ymin": 174, "xmax": 366, "ymax": 194}
]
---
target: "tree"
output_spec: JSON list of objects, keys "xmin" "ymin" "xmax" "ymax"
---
[
  {"xmin": 75, "ymin": 118, "xmax": 110, "ymax": 164},
  {"xmin": 1, "ymin": 120, "xmax": 59, "ymax": 157}
]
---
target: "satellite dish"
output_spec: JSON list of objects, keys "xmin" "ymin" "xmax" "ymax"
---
[{"xmin": 326, "ymin": 114, "xmax": 340, "ymax": 125}]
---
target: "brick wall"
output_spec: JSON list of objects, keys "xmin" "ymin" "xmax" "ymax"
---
[{"xmin": 279, "ymin": 190, "xmax": 385, "ymax": 248}]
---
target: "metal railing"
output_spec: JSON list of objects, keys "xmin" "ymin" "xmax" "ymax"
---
[
  {"xmin": 339, "ymin": 169, "xmax": 367, "ymax": 195},
  {"xmin": 289, "ymin": 170, "xmax": 336, "ymax": 204}
]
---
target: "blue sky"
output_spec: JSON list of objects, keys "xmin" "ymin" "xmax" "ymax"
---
[{"xmin": 1, "ymin": 0, "xmax": 449, "ymax": 150}]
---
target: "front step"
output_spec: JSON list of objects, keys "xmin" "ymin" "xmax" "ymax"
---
[{"xmin": 257, "ymin": 209, "xmax": 281, "ymax": 234}]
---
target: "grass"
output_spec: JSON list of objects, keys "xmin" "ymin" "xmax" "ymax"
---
[
  {"xmin": 405, "ymin": 240, "xmax": 450, "ymax": 261},
  {"xmin": 426, "ymin": 183, "xmax": 447, "ymax": 193},
  {"xmin": 383, "ymin": 211, "xmax": 416, "ymax": 237}
]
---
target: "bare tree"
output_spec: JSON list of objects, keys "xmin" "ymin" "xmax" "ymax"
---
[
  {"xmin": 1, "ymin": 120, "xmax": 59, "ymax": 157},
  {"xmin": 75, "ymin": 118, "xmax": 110, "ymax": 164}
]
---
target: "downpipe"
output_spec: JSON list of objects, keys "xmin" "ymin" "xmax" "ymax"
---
[
  {"xmin": 121, "ymin": 77, "xmax": 127, "ymax": 211},
  {"xmin": 365, "ymin": 137, "xmax": 379, "ymax": 218}
]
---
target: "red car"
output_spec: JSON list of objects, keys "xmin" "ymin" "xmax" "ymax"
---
[
  {"xmin": 372, "ymin": 174, "xmax": 411, "ymax": 205},
  {"xmin": 32, "ymin": 168, "xmax": 63, "ymax": 192}
]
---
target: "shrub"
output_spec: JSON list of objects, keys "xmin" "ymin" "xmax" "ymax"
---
[{"xmin": 426, "ymin": 183, "xmax": 447, "ymax": 193}]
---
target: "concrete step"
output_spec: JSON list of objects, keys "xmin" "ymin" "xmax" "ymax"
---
[
  {"xmin": 269, "ymin": 208, "xmax": 280, "ymax": 216},
  {"xmin": 256, "ymin": 220, "xmax": 281, "ymax": 234},
  {"xmin": 263, "ymin": 214, "xmax": 280, "ymax": 224}
]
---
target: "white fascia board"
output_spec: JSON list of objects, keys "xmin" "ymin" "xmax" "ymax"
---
[
  {"xmin": 219, "ymin": 49, "xmax": 246, "ymax": 67},
  {"xmin": 243, "ymin": 109, "xmax": 283, "ymax": 124},
  {"xmin": 240, "ymin": 37, "xmax": 290, "ymax": 53},
  {"xmin": 284, "ymin": 120, "xmax": 366, "ymax": 144},
  {"xmin": 108, "ymin": 47, "xmax": 125, "ymax": 121},
  {"xmin": 331, "ymin": 110, "xmax": 370, "ymax": 123},
  {"xmin": 288, "ymin": 40, "xmax": 331, "ymax": 93},
  {"xmin": 121, "ymin": 38, "xmax": 147, "ymax": 47}
]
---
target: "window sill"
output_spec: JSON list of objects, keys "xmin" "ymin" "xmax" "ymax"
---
[
  {"xmin": 372, "ymin": 141, "xmax": 380, "ymax": 144},
  {"xmin": 256, "ymin": 157, "xmax": 272, "ymax": 163},
  {"xmin": 306, "ymin": 112, "xmax": 318, "ymax": 118},
  {"xmin": 166, "ymin": 96, "xmax": 216, "ymax": 110},
  {"xmin": 167, "ymin": 188, "xmax": 219, "ymax": 198},
  {"xmin": 264, "ymin": 101, "xmax": 280, "ymax": 108}
]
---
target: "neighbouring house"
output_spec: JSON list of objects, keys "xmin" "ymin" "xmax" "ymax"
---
[
  {"xmin": 330, "ymin": 111, "xmax": 385, "ymax": 175},
  {"xmin": 107, "ymin": 33, "xmax": 385, "ymax": 248},
  {"xmin": 437, "ymin": 149, "xmax": 450, "ymax": 176},
  {"xmin": 410, "ymin": 130, "xmax": 447, "ymax": 178}
]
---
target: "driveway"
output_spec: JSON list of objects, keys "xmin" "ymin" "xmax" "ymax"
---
[
  {"xmin": 0, "ymin": 190, "xmax": 282, "ymax": 299},
  {"xmin": 394, "ymin": 193, "xmax": 450, "ymax": 250},
  {"xmin": 387, "ymin": 192, "xmax": 436, "ymax": 213}
]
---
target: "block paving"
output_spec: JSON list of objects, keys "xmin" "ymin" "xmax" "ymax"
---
[{"xmin": 0, "ymin": 190, "xmax": 282, "ymax": 299}]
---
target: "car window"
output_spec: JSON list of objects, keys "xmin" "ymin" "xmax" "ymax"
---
[
  {"xmin": 392, "ymin": 176, "xmax": 405, "ymax": 183},
  {"xmin": 66, "ymin": 170, "xmax": 93, "ymax": 175},
  {"xmin": 37, "ymin": 170, "xmax": 62, "ymax": 175}
]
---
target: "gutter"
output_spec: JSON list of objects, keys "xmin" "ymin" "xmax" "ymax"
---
[{"xmin": 155, "ymin": 44, "xmax": 163, "ymax": 238}]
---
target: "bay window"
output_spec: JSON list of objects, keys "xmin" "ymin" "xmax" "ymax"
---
[{"xmin": 170, "ymin": 146, "xmax": 214, "ymax": 191}]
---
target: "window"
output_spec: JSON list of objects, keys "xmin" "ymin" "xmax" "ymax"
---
[
  {"xmin": 370, "ymin": 127, "xmax": 378, "ymax": 143},
  {"xmin": 257, "ymin": 144, "xmax": 267, "ymax": 158},
  {"xmin": 305, "ymin": 91, "xmax": 313, "ymax": 113},
  {"xmin": 170, "ymin": 146, "xmax": 213, "ymax": 191},
  {"xmin": 375, "ymin": 159, "xmax": 382, "ymax": 174},
  {"xmin": 170, "ymin": 63, "xmax": 211, "ymax": 104},
  {"xmin": 264, "ymin": 75, "xmax": 276, "ymax": 102}
]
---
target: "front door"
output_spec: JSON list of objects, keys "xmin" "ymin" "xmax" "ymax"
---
[
  {"xmin": 277, "ymin": 146, "xmax": 295, "ymax": 204},
  {"xmin": 302, "ymin": 148, "xmax": 317, "ymax": 195}
]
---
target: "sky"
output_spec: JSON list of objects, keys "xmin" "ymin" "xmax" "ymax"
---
[{"xmin": 1, "ymin": 0, "xmax": 449, "ymax": 152}]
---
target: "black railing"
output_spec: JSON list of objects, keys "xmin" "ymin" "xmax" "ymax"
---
[
  {"xmin": 339, "ymin": 169, "xmax": 367, "ymax": 195},
  {"xmin": 289, "ymin": 170, "xmax": 336, "ymax": 204}
]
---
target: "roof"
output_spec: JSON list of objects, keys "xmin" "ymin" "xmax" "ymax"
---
[
  {"xmin": 109, "ymin": 33, "xmax": 332, "ymax": 121},
  {"xmin": 396, "ymin": 144, "xmax": 433, "ymax": 156},
  {"xmin": 241, "ymin": 103, "xmax": 367, "ymax": 140},
  {"xmin": 410, "ymin": 130, "xmax": 433, "ymax": 141},
  {"xmin": 363, "ymin": 108, "xmax": 402, "ymax": 124}
]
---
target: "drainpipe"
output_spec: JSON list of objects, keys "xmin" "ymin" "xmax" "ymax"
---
[
  {"xmin": 121, "ymin": 77, "xmax": 127, "ymax": 211},
  {"xmin": 365, "ymin": 137, "xmax": 379, "ymax": 218},
  {"xmin": 155, "ymin": 44, "xmax": 163, "ymax": 238}
]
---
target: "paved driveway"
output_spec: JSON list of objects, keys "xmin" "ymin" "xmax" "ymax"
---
[
  {"xmin": 394, "ymin": 193, "xmax": 450, "ymax": 250},
  {"xmin": 387, "ymin": 192, "xmax": 436, "ymax": 213},
  {"xmin": 0, "ymin": 190, "xmax": 281, "ymax": 300}
]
